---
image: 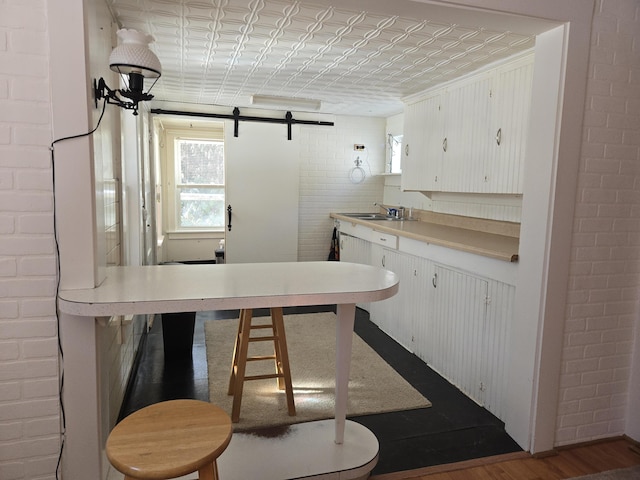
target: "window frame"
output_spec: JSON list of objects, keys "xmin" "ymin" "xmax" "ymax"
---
[{"xmin": 163, "ymin": 125, "xmax": 225, "ymax": 233}]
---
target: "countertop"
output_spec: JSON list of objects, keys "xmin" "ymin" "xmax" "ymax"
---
[
  {"xmin": 57, "ymin": 261, "xmax": 399, "ymax": 317},
  {"xmin": 330, "ymin": 213, "xmax": 519, "ymax": 263}
]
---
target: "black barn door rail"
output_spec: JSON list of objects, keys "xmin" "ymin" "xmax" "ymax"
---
[{"xmin": 150, "ymin": 107, "xmax": 334, "ymax": 140}]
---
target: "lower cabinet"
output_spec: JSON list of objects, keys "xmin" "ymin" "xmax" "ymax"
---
[
  {"xmin": 339, "ymin": 233, "xmax": 372, "ymax": 311},
  {"xmin": 418, "ymin": 265, "xmax": 490, "ymax": 407},
  {"xmin": 369, "ymin": 245, "xmax": 430, "ymax": 352},
  {"xmin": 339, "ymin": 232, "xmax": 370, "ymax": 266},
  {"xmin": 339, "ymin": 223, "xmax": 515, "ymax": 421}
]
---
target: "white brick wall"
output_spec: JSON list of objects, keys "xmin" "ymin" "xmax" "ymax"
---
[
  {"xmin": 556, "ymin": 0, "xmax": 640, "ymax": 446},
  {"xmin": 298, "ymin": 116, "xmax": 386, "ymax": 261},
  {"xmin": 0, "ymin": 2, "xmax": 61, "ymax": 479}
]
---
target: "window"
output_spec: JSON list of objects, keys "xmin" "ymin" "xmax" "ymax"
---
[
  {"xmin": 174, "ymin": 138, "xmax": 225, "ymax": 230},
  {"xmin": 388, "ymin": 134, "xmax": 403, "ymax": 173}
]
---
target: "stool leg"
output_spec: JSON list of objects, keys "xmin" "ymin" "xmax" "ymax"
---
[
  {"xmin": 271, "ymin": 307, "xmax": 296, "ymax": 416},
  {"xmin": 198, "ymin": 460, "xmax": 219, "ymax": 480},
  {"xmin": 270, "ymin": 309, "xmax": 284, "ymax": 390},
  {"xmin": 227, "ymin": 309, "xmax": 247, "ymax": 395},
  {"xmin": 230, "ymin": 309, "xmax": 252, "ymax": 422}
]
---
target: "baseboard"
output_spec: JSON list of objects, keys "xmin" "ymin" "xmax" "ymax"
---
[
  {"xmin": 555, "ymin": 435, "xmax": 627, "ymax": 451},
  {"xmin": 537, "ymin": 435, "xmax": 630, "ymax": 459}
]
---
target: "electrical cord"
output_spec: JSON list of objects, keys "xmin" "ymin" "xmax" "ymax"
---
[{"xmin": 50, "ymin": 98, "xmax": 107, "ymax": 480}]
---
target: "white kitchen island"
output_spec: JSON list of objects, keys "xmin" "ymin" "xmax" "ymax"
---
[{"xmin": 58, "ymin": 261, "xmax": 399, "ymax": 480}]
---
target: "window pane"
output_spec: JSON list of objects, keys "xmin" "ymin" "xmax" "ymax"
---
[
  {"xmin": 391, "ymin": 134, "xmax": 403, "ymax": 173},
  {"xmin": 178, "ymin": 187, "xmax": 225, "ymax": 228},
  {"xmin": 177, "ymin": 140, "xmax": 224, "ymax": 185}
]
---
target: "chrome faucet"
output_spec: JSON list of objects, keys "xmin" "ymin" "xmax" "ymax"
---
[
  {"xmin": 374, "ymin": 202, "xmax": 393, "ymax": 216},
  {"xmin": 374, "ymin": 203, "xmax": 404, "ymax": 219}
]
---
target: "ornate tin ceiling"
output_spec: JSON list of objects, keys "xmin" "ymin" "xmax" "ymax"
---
[{"xmin": 106, "ymin": 0, "xmax": 554, "ymax": 117}]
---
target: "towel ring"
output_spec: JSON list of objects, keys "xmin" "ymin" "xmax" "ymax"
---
[{"xmin": 349, "ymin": 166, "xmax": 366, "ymax": 184}]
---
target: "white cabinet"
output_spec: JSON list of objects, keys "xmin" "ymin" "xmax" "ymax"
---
[
  {"xmin": 421, "ymin": 94, "xmax": 445, "ymax": 191},
  {"xmin": 401, "ymin": 100, "xmax": 428, "ymax": 191},
  {"xmin": 339, "ymin": 232, "xmax": 372, "ymax": 311},
  {"xmin": 412, "ymin": 262, "xmax": 514, "ymax": 419},
  {"xmin": 368, "ymin": 246, "xmax": 417, "ymax": 351},
  {"xmin": 336, "ymin": 220, "xmax": 515, "ymax": 420},
  {"xmin": 440, "ymin": 75, "xmax": 492, "ymax": 193},
  {"xmin": 402, "ymin": 93, "xmax": 444, "ymax": 192},
  {"xmin": 401, "ymin": 52, "xmax": 533, "ymax": 195},
  {"xmin": 421, "ymin": 265, "xmax": 489, "ymax": 405},
  {"xmin": 369, "ymin": 230, "xmax": 398, "ymax": 249},
  {"xmin": 368, "ymin": 245, "xmax": 395, "ymax": 329},
  {"xmin": 339, "ymin": 232, "xmax": 370, "ymax": 266},
  {"xmin": 484, "ymin": 56, "xmax": 534, "ymax": 193}
]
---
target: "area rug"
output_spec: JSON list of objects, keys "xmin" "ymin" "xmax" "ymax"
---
[
  {"xmin": 569, "ymin": 466, "xmax": 640, "ymax": 479},
  {"xmin": 205, "ymin": 312, "xmax": 431, "ymax": 432}
]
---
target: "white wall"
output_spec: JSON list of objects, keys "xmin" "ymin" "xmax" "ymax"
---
[
  {"xmin": 88, "ymin": 11, "xmax": 151, "ymax": 480},
  {"xmin": 298, "ymin": 115, "xmax": 386, "ymax": 261},
  {"xmin": 556, "ymin": 0, "xmax": 640, "ymax": 446},
  {"xmin": 0, "ymin": 2, "xmax": 61, "ymax": 478}
]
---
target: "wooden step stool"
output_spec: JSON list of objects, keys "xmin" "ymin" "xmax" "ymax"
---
[
  {"xmin": 106, "ymin": 399, "xmax": 232, "ymax": 480},
  {"xmin": 227, "ymin": 307, "xmax": 296, "ymax": 423}
]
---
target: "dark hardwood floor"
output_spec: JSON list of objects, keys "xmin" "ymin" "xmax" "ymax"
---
[{"xmin": 119, "ymin": 306, "xmax": 522, "ymax": 476}]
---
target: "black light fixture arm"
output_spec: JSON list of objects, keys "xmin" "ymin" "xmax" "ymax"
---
[{"xmin": 93, "ymin": 74, "xmax": 154, "ymax": 116}]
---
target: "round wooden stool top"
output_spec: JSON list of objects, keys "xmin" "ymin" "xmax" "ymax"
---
[{"xmin": 106, "ymin": 399, "xmax": 233, "ymax": 479}]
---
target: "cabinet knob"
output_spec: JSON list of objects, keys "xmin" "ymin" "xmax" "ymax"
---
[
  {"xmin": 432, "ymin": 272, "xmax": 438, "ymax": 288},
  {"xmin": 496, "ymin": 128, "xmax": 502, "ymax": 146},
  {"xmin": 442, "ymin": 137, "xmax": 447, "ymax": 152},
  {"xmin": 405, "ymin": 144, "xmax": 409, "ymax": 156}
]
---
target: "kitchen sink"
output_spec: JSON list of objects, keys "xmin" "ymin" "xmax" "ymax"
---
[{"xmin": 340, "ymin": 213, "xmax": 403, "ymax": 221}]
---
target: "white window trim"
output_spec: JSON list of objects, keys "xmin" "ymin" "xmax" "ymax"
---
[{"xmin": 162, "ymin": 124, "xmax": 225, "ymax": 233}]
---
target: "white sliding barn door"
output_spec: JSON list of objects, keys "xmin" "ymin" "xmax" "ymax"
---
[{"xmin": 224, "ymin": 121, "xmax": 300, "ymax": 263}]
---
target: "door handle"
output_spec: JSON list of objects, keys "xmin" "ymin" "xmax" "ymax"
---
[{"xmin": 227, "ymin": 205, "xmax": 232, "ymax": 232}]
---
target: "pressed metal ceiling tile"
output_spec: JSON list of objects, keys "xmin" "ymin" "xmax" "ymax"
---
[{"xmin": 106, "ymin": 0, "xmax": 544, "ymax": 116}]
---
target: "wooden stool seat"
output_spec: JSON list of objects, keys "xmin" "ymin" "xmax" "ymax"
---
[
  {"xmin": 106, "ymin": 399, "xmax": 232, "ymax": 480},
  {"xmin": 227, "ymin": 307, "xmax": 296, "ymax": 422}
]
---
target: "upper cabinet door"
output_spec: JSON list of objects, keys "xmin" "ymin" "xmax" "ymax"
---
[
  {"xmin": 401, "ymin": 93, "xmax": 444, "ymax": 192},
  {"xmin": 440, "ymin": 75, "xmax": 492, "ymax": 193},
  {"xmin": 484, "ymin": 54, "xmax": 534, "ymax": 194},
  {"xmin": 401, "ymin": 100, "xmax": 427, "ymax": 191},
  {"xmin": 422, "ymin": 93, "xmax": 445, "ymax": 191}
]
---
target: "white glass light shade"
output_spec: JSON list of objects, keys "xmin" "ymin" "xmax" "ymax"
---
[{"xmin": 109, "ymin": 29, "xmax": 161, "ymax": 78}]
